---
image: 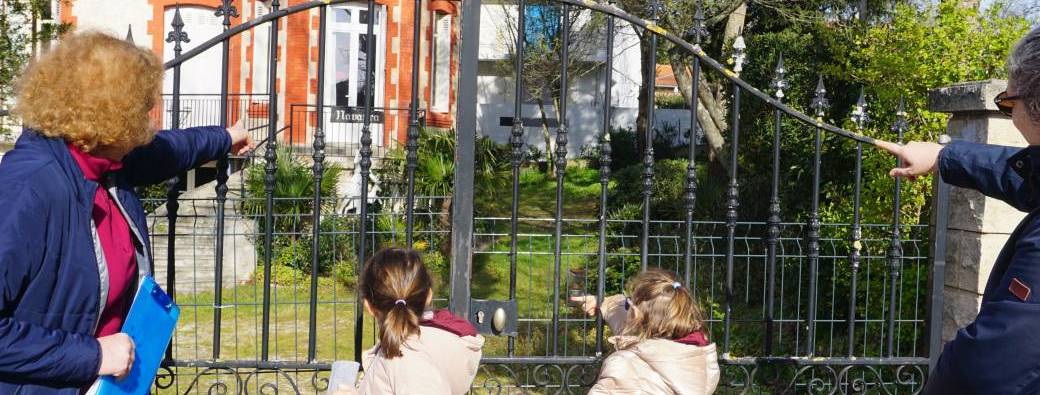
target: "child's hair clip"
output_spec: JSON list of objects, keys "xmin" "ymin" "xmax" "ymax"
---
[{"xmin": 672, "ymin": 282, "xmax": 682, "ymax": 290}]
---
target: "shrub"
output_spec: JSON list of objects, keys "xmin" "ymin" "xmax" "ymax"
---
[
  {"xmin": 242, "ymin": 148, "xmax": 342, "ymax": 235},
  {"xmin": 655, "ymin": 93, "xmax": 687, "ymax": 109},
  {"xmin": 585, "ymin": 127, "xmax": 685, "ymax": 172},
  {"xmin": 333, "ymin": 259, "xmax": 358, "ymax": 288},
  {"xmin": 137, "ymin": 183, "xmax": 169, "ymax": 213}
]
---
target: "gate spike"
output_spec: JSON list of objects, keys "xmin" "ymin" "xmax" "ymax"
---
[
  {"xmin": 166, "ymin": 5, "xmax": 190, "ymax": 48},
  {"xmin": 851, "ymin": 88, "xmax": 869, "ymax": 129},
  {"xmin": 811, "ymin": 76, "xmax": 829, "ymax": 119},
  {"xmin": 125, "ymin": 25, "xmax": 134, "ymax": 44},
  {"xmin": 891, "ymin": 96, "xmax": 908, "ymax": 135},
  {"xmin": 730, "ymin": 36, "xmax": 747, "ymax": 75},
  {"xmin": 172, "ymin": 5, "xmax": 184, "ymax": 30},
  {"xmin": 770, "ymin": 53, "xmax": 787, "ymax": 100}
]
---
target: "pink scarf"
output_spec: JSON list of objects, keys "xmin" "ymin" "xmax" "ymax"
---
[{"xmin": 68, "ymin": 145, "xmax": 138, "ymax": 337}]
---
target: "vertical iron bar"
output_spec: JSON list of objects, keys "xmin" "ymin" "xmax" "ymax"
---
[
  {"xmin": 212, "ymin": 0, "xmax": 238, "ymax": 361},
  {"xmin": 450, "ymin": 0, "xmax": 481, "ymax": 319},
  {"xmin": 807, "ymin": 76, "xmax": 828, "ymax": 357},
  {"xmin": 886, "ymin": 97, "xmax": 907, "ymax": 357},
  {"xmin": 928, "ymin": 134, "xmax": 951, "ymax": 371},
  {"xmin": 261, "ymin": 0, "xmax": 281, "ymax": 362},
  {"xmin": 847, "ymin": 89, "xmax": 868, "ymax": 357},
  {"xmin": 404, "ymin": 0, "xmax": 423, "ymax": 246},
  {"xmin": 595, "ymin": 2, "xmax": 615, "ymax": 357},
  {"xmin": 355, "ymin": 0, "xmax": 378, "ymax": 363},
  {"xmin": 765, "ymin": 53, "xmax": 786, "ymax": 355},
  {"xmin": 507, "ymin": 0, "xmax": 528, "ymax": 357},
  {"xmin": 849, "ymin": 144, "xmax": 864, "ymax": 353},
  {"xmin": 549, "ymin": 3, "xmax": 572, "ymax": 356},
  {"xmin": 640, "ymin": 1, "xmax": 662, "ymax": 272},
  {"xmin": 163, "ymin": 5, "xmax": 189, "ymax": 366},
  {"xmin": 723, "ymin": 82, "xmax": 740, "ymax": 355},
  {"xmin": 165, "ymin": 3, "xmax": 189, "ymax": 302},
  {"xmin": 308, "ymin": 4, "xmax": 328, "ymax": 364},
  {"xmin": 683, "ymin": 0, "xmax": 704, "ymax": 292}
]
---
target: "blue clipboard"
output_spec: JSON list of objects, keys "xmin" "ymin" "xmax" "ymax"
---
[{"xmin": 96, "ymin": 276, "xmax": 180, "ymax": 395}]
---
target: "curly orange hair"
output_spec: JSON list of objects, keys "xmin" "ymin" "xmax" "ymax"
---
[{"xmin": 14, "ymin": 31, "xmax": 163, "ymax": 153}]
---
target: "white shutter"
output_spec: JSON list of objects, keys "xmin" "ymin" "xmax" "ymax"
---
[{"xmin": 431, "ymin": 13, "xmax": 451, "ymax": 113}]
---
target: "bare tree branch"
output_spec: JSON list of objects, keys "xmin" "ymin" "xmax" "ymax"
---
[{"xmin": 707, "ymin": 0, "xmax": 748, "ymax": 25}]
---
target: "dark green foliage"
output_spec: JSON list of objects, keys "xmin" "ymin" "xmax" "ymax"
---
[
  {"xmin": 377, "ymin": 128, "xmax": 511, "ymax": 203},
  {"xmin": 242, "ymin": 148, "xmax": 342, "ymax": 234},
  {"xmin": 583, "ymin": 127, "xmax": 688, "ymax": 172},
  {"xmin": 655, "ymin": 94, "xmax": 688, "ymax": 109},
  {"xmin": 137, "ymin": 183, "xmax": 169, "ymax": 213},
  {"xmin": 609, "ymin": 159, "xmax": 724, "ymax": 221}
]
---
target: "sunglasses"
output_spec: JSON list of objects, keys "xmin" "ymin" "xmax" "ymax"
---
[{"xmin": 995, "ymin": 91, "xmax": 1021, "ymax": 117}]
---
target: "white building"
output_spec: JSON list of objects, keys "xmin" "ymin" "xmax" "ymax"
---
[{"xmin": 475, "ymin": 1, "xmax": 694, "ymax": 156}]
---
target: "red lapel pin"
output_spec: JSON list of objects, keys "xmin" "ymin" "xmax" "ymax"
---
[{"xmin": 1010, "ymin": 277, "xmax": 1032, "ymax": 302}]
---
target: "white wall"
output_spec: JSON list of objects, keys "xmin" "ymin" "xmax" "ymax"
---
[
  {"xmin": 474, "ymin": 1, "xmax": 657, "ymax": 157},
  {"xmin": 162, "ymin": 6, "xmax": 223, "ymax": 95},
  {"xmin": 70, "ymin": 0, "xmax": 152, "ymax": 46},
  {"xmin": 477, "ymin": 65, "xmax": 693, "ymax": 157}
]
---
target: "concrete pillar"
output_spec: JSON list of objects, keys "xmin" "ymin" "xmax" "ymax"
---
[{"xmin": 927, "ymin": 79, "xmax": 1025, "ymax": 342}]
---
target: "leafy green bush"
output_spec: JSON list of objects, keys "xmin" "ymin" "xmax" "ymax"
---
[
  {"xmin": 137, "ymin": 183, "xmax": 169, "ymax": 213},
  {"xmin": 377, "ymin": 128, "xmax": 510, "ymax": 200},
  {"xmin": 315, "ymin": 216, "xmax": 357, "ymax": 274},
  {"xmin": 242, "ymin": 148, "xmax": 342, "ymax": 234},
  {"xmin": 609, "ymin": 159, "xmax": 724, "ymax": 221},
  {"xmin": 584, "ymin": 128, "xmax": 686, "ymax": 172},
  {"xmin": 655, "ymin": 94, "xmax": 687, "ymax": 109},
  {"xmin": 333, "ymin": 259, "xmax": 358, "ymax": 288},
  {"xmin": 252, "ymin": 237, "xmax": 309, "ymax": 286},
  {"xmin": 421, "ymin": 250, "xmax": 449, "ymax": 288}
]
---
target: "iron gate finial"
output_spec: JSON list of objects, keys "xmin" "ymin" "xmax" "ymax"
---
[
  {"xmin": 166, "ymin": 5, "xmax": 190, "ymax": 54},
  {"xmin": 771, "ymin": 53, "xmax": 787, "ymax": 101}
]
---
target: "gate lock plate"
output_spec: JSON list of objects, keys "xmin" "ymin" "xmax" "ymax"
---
[{"xmin": 470, "ymin": 299, "xmax": 518, "ymax": 336}]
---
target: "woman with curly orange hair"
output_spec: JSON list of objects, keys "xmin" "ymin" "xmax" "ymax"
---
[{"xmin": 0, "ymin": 31, "xmax": 252, "ymax": 393}]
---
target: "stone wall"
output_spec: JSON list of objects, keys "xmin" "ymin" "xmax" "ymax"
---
[{"xmin": 928, "ymin": 79, "xmax": 1026, "ymax": 342}]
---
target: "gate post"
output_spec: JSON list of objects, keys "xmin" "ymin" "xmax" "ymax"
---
[
  {"xmin": 927, "ymin": 79, "xmax": 1025, "ymax": 349},
  {"xmin": 449, "ymin": 0, "xmax": 481, "ymax": 318}
]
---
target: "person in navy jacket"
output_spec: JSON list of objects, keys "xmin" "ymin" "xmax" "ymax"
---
[
  {"xmin": 879, "ymin": 27, "xmax": 1040, "ymax": 394},
  {"xmin": 0, "ymin": 32, "xmax": 252, "ymax": 393}
]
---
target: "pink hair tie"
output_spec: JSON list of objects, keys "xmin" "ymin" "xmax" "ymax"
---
[{"xmin": 395, "ymin": 299, "xmax": 407, "ymax": 306}]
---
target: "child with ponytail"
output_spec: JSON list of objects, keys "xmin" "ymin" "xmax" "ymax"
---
[
  {"xmin": 350, "ymin": 248, "xmax": 485, "ymax": 394},
  {"xmin": 576, "ymin": 268, "xmax": 720, "ymax": 394}
]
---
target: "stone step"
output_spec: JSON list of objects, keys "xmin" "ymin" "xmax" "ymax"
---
[{"xmin": 148, "ymin": 171, "xmax": 257, "ymax": 295}]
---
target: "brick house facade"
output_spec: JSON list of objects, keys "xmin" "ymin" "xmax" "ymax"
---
[{"xmin": 59, "ymin": 0, "xmax": 460, "ymax": 149}]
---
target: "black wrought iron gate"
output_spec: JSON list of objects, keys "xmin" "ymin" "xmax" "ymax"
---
[{"xmin": 152, "ymin": 0, "xmax": 949, "ymax": 393}]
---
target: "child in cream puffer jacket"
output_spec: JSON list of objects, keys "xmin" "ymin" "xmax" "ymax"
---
[
  {"xmin": 334, "ymin": 248, "xmax": 485, "ymax": 395},
  {"xmin": 576, "ymin": 268, "xmax": 720, "ymax": 395}
]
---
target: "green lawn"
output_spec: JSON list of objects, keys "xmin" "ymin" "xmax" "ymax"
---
[
  {"xmin": 471, "ymin": 165, "xmax": 615, "ymax": 359},
  {"xmin": 158, "ymin": 279, "xmax": 376, "ymax": 394}
]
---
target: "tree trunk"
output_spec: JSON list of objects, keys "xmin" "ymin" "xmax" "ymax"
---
[
  {"xmin": 636, "ymin": 34, "xmax": 653, "ymax": 154},
  {"xmin": 536, "ymin": 99, "xmax": 555, "ymax": 174},
  {"xmin": 671, "ymin": 59, "xmax": 728, "ymax": 166},
  {"xmin": 723, "ymin": 2, "xmax": 747, "ymax": 43},
  {"xmin": 438, "ymin": 196, "xmax": 453, "ymax": 257}
]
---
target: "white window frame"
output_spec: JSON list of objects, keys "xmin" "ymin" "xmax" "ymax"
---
[
  {"xmin": 323, "ymin": 3, "xmax": 387, "ymax": 109},
  {"xmin": 431, "ymin": 12, "xmax": 452, "ymax": 113}
]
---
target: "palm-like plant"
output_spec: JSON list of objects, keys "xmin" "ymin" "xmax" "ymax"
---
[
  {"xmin": 242, "ymin": 148, "xmax": 343, "ymax": 236},
  {"xmin": 375, "ymin": 128, "xmax": 510, "ymax": 254}
]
